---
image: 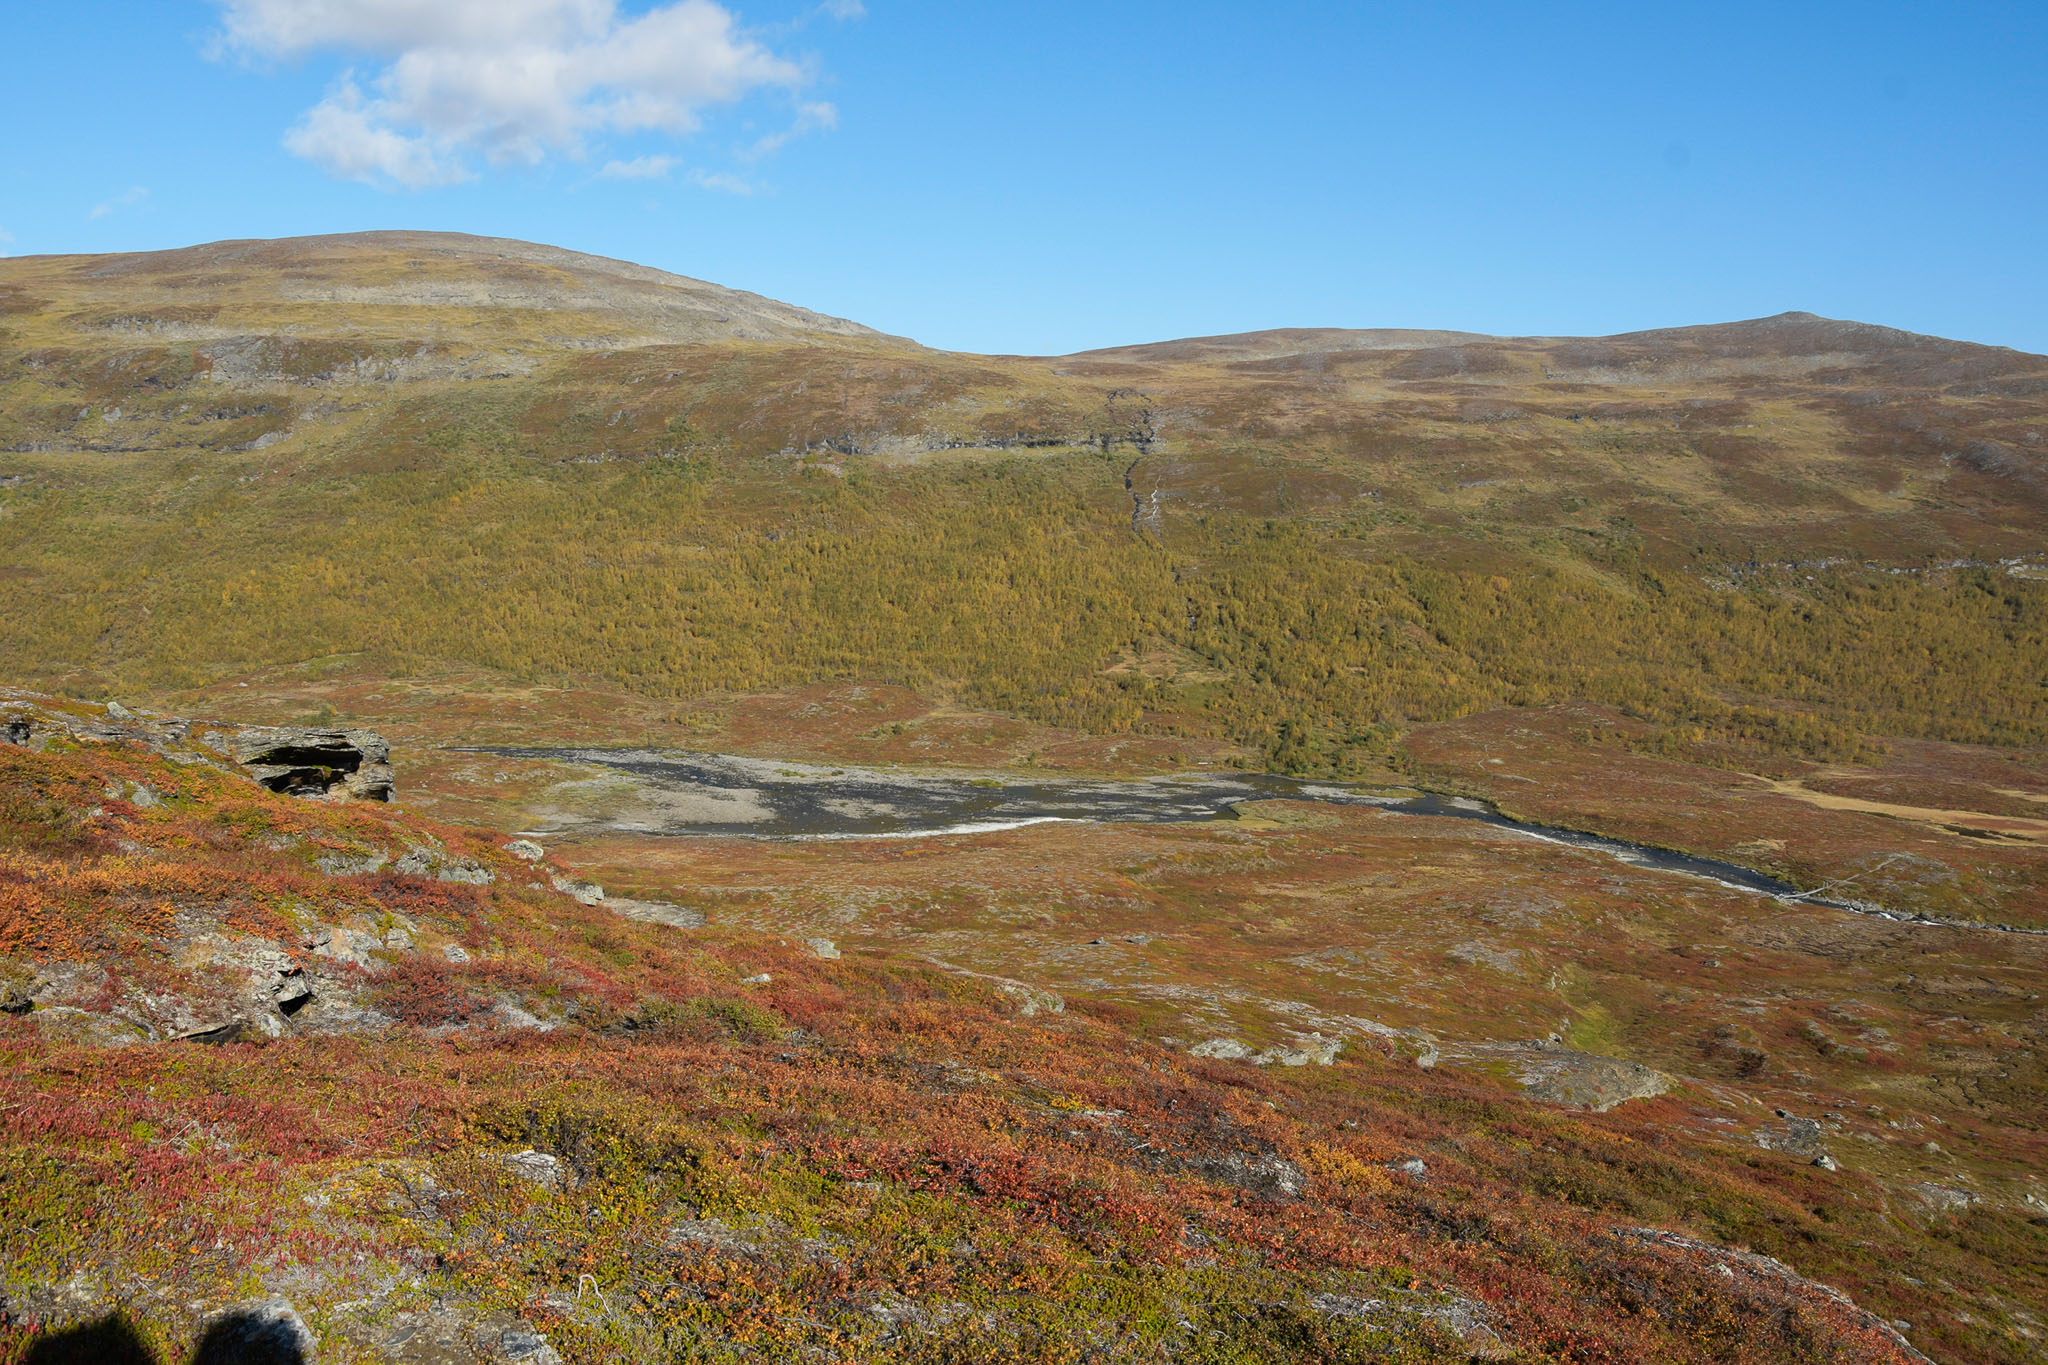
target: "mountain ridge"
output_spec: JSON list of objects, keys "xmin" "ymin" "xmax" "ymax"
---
[
  {"xmin": 7, "ymin": 231, "xmax": 2037, "ymax": 363},
  {"xmin": 2, "ymin": 229, "xmax": 903, "ymax": 349}
]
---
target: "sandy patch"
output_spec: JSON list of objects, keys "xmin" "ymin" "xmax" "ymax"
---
[{"xmin": 1750, "ymin": 775, "xmax": 2048, "ymax": 844}]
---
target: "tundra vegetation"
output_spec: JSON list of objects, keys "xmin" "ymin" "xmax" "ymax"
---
[
  {"xmin": 0, "ymin": 234, "xmax": 2044, "ymax": 1361},
  {"xmin": 0, "ymin": 703, "xmax": 2009, "ymax": 1363}
]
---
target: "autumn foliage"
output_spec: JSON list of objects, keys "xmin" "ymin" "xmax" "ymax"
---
[{"xmin": 0, "ymin": 725, "xmax": 1992, "ymax": 1363}]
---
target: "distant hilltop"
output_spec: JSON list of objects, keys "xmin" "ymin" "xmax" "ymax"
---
[
  {"xmin": 4, "ymin": 231, "xmax": 2040, "ymax": 364},
  {"xmin": 0, "ymin": 229, "xmax": 899, "ymax": 349}
]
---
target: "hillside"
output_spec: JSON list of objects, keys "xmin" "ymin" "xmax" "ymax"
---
[
  {"xmin": 0, "ymin": 695, "xmax": 1972, "ymax": 1363},
  {"xmin": 0, "ymin": 237, "xmax": 2045, "ymax": 1361},
  {"xmin": 2, "ymin": 233, "xmax": 2044, "ymax": 772}
]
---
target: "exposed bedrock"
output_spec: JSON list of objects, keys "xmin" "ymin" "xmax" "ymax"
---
[{"xmin": 227, "ymin": 726, "xmax": 395, "ymax": 801}]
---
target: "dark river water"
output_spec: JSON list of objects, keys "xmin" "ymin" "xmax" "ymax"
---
[{"xmin": 478, "ymin": 747, "xmax": 1881, "ymax": 912}]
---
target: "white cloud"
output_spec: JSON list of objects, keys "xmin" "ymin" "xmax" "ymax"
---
[
  {"xmin": 689, "ymin": 169, "xmax": 755, "ymax": 195},
  {"xmin": 0, "ymin": 230, "xmax": 14, "ymax": 247},
  {"xmin": 740, "ymin": 99, "xmax": 836, "ymax": 160},
  {"xmin": 213, "ymin": 0, "xmax": 814, "ymax": 188},
  {"xmin": 598, "ymin": 154, "xmax": 679, "ymax": 179},
  {"xmin": 89, "ymin": 187, "xmax": 150, "ymax": 220},
  {"xmin": 760, "ymin": 1, "xmax": 863, "ymax": 36},
  {"xmin": 285, "ymin": 77, "xmax": 468, "ymax": 187}
]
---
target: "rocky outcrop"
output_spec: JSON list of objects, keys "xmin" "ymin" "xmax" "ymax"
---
[
  {"xmin": 0, "ymin": 694, "xmax": 198, "ymax": 755},
  {"xmin": 607, "ymin": 898, "xmax": 705, "ymax": 930},
  {"xmin": 226, "ymin": 727, "xmax": 395, "ymax": 801},
  {"xmin": 1491, "ymin": 1044, "xmax": 1673, "ymax": 1111},
  {"xmin": 1188, "ymin": 1033, "xmax": 1344, "ymax": 1066},
  {"xmin": 0, "ymin": 692, "xmax": 398, "ymax": 802},
  {"xmin": 551, "ymin": 875, "xmax": 604, "ymax": 906}
]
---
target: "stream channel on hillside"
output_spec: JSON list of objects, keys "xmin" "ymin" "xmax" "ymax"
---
[{"xmin": 474, "ymin": 746, "xmax": 1915, "ymax": 917}]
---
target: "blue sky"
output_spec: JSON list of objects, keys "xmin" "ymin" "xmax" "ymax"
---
[{"xmin": 3, "ymin": 1, "xmax": 2044, "ymax": 355}]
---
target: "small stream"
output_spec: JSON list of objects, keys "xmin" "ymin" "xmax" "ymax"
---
[{"xmin": 468, "ymin": 747, "xmax": 2023, "ymax": 927}]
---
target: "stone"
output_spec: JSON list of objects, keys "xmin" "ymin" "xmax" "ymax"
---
[
  {"xmin": 927, "ymin": 961, "xmax": 1063, "ymax": 1017},
  {"xmin": 193, "ymin": 1296, "xmax": 316, "ymax": 1364},
  {"xmin": 1756, "ymin": 1114, "xmax": 1829, "ymax": 1161},
  {"xmin": 1508, "ymin": 1048, "xmax": 1672, "ymax": 1112},
  {"xmin": 551, "ymin": 875, "xmax": 604, "ymax": 905},
  {"xmin": 806, "ymin": 937, "xmax": 842, "ymax": 960},
  {"xmin": 392, "ymin": 846, "xmax": 495, "ymax": 884},
  {"xmin": 1189, "ymin": 1034, "xmax": 1343, "ymax": 1066},
  {"xmin": 1306, "ymin": 1288, "xmax": 1513, "ymax": 1359},
  {"xmin": 742, "ymin": 973, "xmax": 772, "ymax": 986},
  {"xmin": 504, "ymin": 839, "xmax": 546, "ymax": 861},
  {"xmin": 495, "ymin": 1001, "xmax": 553, "ymax": 1032},
  {"xmin": 1392, "ymin": 1157, "xmax": 1429, "ymax": 1177},
  {"xmin": 502, "ymin": 1149, "xmax": 562, "ymax": 1186},
  {"xmin": 271, "ymin": 964, "xmax": 314, "ymax": 1016},
  {"xmin": 1909, "ymin": 1182, "xmax": 1977, "ymax": 1214},
  {"xmin": 308, "ymin": 925, "xmax": 384, "ymax": 966},
  {"xmin": 0, "ymin": 980, "xmax": 35, "ymax": 1015},
  {"xmin": 393, "ymin": 849, "xmax": 436, "ymax": 877},
  {"xmin": 607, "ymin": 897, "xmax": 705, "ymax": 929},
  {"xmin": 1189, "ymin": 1037, "xmax": 1256, "ymax": 1061},
  {"xmin": 1254, "ymin": 1033, "xmax": 1344, "ymax": 1067},
  {"xmin": 1180, "ymin": 1150, "xmax": 1306, "ymax": 1199},
  {"xmin": 1813, "ymin": 1155, "xmax": 1839, "ymax": 1171},
  {"xmin": 317, "ymin": 850, "xmax": 389, "ymax": 877},
  {"xmin": 498, "ymin": 1325, "xmax": 562, "ymax": 1364},
  {"xmin": 1419, "ymin": 1297, "xmax": 1515, "ymax": 1361},
  {"xmin": 105, "ymin": 780, "xmax": 162, "ymax": 809},
  {"xmin": 438, "ymin": 861, "xmax": 493, "ymax": 885},
  {"xmin": 242, "ymin": 944, "xmax": 308, "ymax": 1000},
  {"xmin": 229, "ymin": 726, "xmax": 395, "ymax": 801},
  {"xmin": 352, "ymin": 1307, "xmax": 560, "ymax": 1365},
  {"xmin": 863, "ymin": 1296, "xmax": 969, "ymax": 1332}
]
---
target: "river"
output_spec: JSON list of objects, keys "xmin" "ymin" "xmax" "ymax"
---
[{"xmin": 469, "ymin": 746, "xmax": 2006, "ymax": 926}]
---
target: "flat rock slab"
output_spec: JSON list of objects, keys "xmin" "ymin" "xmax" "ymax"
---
[
  {"xmin": 607, "ymin": 897, "xmax": 706, "ymax": 929},
  {"xmin": 1497, "ymin": 1046, "xmax": 1673, "ymax": 1111}
]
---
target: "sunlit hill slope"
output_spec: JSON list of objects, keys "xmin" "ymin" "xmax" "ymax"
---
[{"xmin": 0, "ymin": 230, "xmax": 2043, "ymax": 771}]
